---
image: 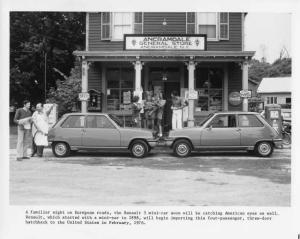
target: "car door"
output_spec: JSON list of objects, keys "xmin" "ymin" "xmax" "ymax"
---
[
  {"xmin": 200, "ymin": 114, "xmax": 241, "ymax": 146},
  {"xmin": 82, "ymin": 115, "xmax": 121, "ymax": 147},
  {"xmin": 59, "ymin": 115, "xmax": 85, "ymax": 146},
  {"xmin": 238, "ymin": 114, "xmax": 266, "ymax": 146}
]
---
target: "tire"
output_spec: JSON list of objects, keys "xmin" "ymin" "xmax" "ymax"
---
[
  {"xmin": 173, "ymin": 139, "xmax": 192, "ymax": 157},
  {"xmin": 52, "ymin": 142, "xmax": 70, "ymax": 157},
  {"xmin": 255, "ymin": 141, "xmax": 273, "ymax": 157},
  {"xmin": 282, "ymin": 132, "xmax": 291, "ymax": 145},
  {"xmin": 130, "ymin": 140, "xmax": 149, "ymax": 158}
]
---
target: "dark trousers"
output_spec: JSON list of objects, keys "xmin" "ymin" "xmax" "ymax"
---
[{"xmin": 31, "ymin": 139, "xmax": 44, "ymax": 157}]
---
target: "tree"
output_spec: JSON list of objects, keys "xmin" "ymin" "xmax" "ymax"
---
[
  {"xmin": 10, "ymin": 12, "xmax": 85, "ymax": 106},
  {"xmin": 47, "ymin": 61, "xmax": 81, "ymax": 117},
  {"xmin": 248, "ymin": 57, "xmax": 291, "ymax": 84}
]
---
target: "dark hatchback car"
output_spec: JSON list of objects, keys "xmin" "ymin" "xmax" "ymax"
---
[
  {"xmin": 166, "ymin": 112, "xmax": 282, "ymax": 157},
  {"xmin": 48, "ymin": 113, "xmax": 158, "ymax": 158}
]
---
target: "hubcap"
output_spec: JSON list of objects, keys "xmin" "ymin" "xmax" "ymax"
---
[
  {"xmin": 177, "ymin": 144, "xmax": 188, "ymax": 155},
  {"xmin": 259, "ymin": 143, "xmax": 271, "ymax": 155},
  {"xmin": 133, "ymin": 144, "xmax": 144, "ymax": 156},
  {"xmin": 55, "ymin": 144, "xmax": 66, "ymax": 156}
]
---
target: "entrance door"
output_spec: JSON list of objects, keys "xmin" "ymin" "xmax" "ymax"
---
[{"xmin": 163, "ymin": 82, "xmax": 180, "ymax": 132}]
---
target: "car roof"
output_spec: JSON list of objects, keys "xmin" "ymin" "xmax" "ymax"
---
[
  {"xmin": 63, "ymin": 113, "xmax": 108, "ymax": 116},
  {"xmin": 214, "ymin": 111, "xmax": 260, "ymax": 115}
]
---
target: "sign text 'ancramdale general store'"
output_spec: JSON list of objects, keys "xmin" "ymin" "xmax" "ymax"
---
[{"xmin": 124, "ymin": 35, "xmax": 206, "ymax": 50}]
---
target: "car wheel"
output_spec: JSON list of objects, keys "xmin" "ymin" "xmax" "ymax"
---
[
  {"xmin": 130, "ymin": 140, "xmax": 148, "ymax": 158},
  {"xmin": 52, "ymin": 142, "xmax": 70, "ymax": 157},
  {"xmin": 255, "ymin": 141, "xmax": 273, "ymax": 157},
  {"xmin": 173, "ymin": 139, "xmax": 192, "ymax": 157}
]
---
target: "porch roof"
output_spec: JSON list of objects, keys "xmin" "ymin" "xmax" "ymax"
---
[{"xmin": 74, "ymin": 50, "xmax": 255, "ymax": 62}]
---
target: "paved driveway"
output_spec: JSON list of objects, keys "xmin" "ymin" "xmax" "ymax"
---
[{"xmin": 9, "ymin": 145, "xmax": 291, "ymax": 206}]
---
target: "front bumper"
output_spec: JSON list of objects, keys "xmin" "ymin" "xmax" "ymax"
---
[
  {"xmin": 273, "ymin": 139, "xmax": 283, "ymax": 148},
  {"xmin": 164, "ymin": 137, "xmax": 175, "ymax": 147}
]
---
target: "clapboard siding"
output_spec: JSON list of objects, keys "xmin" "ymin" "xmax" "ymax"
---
[
  {"xmin": 207, "ymin": 13, "xmax": 242, "ymax": 51},
  {"xmin": 228, "ymin": 62, "xmax": 243, "ymax": 111},
  {"xmin": 88, "ymin": 12, "xmax": 242, "ymax": 51},
  {"xmin": 143, "ymin": 12, "xmax": 186, "ymax": 34},
  {"xmin": 88, "ymin": 63, "xmax": 102, "ymax": 91}
]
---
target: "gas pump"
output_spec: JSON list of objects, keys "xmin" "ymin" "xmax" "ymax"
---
[{"xmin": 264, "ymin": 104, "xmax": 282, "ymax": 137}]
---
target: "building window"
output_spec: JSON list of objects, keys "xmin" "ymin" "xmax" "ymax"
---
[
  {"xmin": 197, "ymin": 12, "xmax": 218, "ymax": 40},
  {"xmin": 101, "ymin": 12, "xmax": 111, "ymax": 40},
  {"xmin": 219, "ymin": 12, "xmax": 229, "ymax": 40},
  {"xmin": 267, "ymin": 96, "xmax": 277, "ymax": 104},
  {"xmin": 186, "ymin": 12, "xmax": 196, "ymax": 34},
  {"xmin": 195, "ymin": 68, "xmax": 223, "ymax": 111},
  {"xmin": 111, "ymin": 12, "xmax": 134, "ymax": 40},
  {"xmin": 186, "ymin": 12, "xmax": 229, "ymax": 41},
  {"xmin": 101, "ymin": 12, "xmax": 143, "ymax": 40},
  {"xmin": 286, "ymin": 97, "xmax": 291, "ymax": 104},
  {"xmin": 134, "ymin": 12, "xmax": 143, "ymax": 34},
  {"xmin": 107, "ymin": 67, "xmax": 134, "ymax": 111}
]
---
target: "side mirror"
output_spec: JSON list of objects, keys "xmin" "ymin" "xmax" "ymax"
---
[{"xmin": 207, "ymin": 125, "xmax": 212, "ymax": 130}]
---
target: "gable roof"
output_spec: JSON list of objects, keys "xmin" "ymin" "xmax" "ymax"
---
[{"xmin": 257, "ymin": 77, "xmax": 291, "ymax": 94}]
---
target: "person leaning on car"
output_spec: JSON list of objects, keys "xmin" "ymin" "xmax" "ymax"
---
[{"xmin": 14, "ymin": 100, "xmax": 32, "ymax": 161}]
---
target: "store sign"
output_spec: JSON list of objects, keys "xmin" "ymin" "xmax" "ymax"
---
[
  {"xmin": 124, "ymin": 35, "xmax": 206, "ymax": 50},
  {"xmin": 240, "ymin": 90, "xmax": 252, "ymax": 98},
  {"xmin": 188, "ymin": 89, "xmax": 198, "ymax": 100},
  {"xmin": 79, "ymin": 92, "xmax": 90, "ymax": 101},
  {"xmin": 229, "ymin": 92, "xmax": 242, "ymax": 106},
  {"xmin": 44, "ymin": 103, "xmax": 57, "ymax": 128}
]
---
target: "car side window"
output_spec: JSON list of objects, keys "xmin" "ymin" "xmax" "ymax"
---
[
  {"xmin": 238, "ymin": 114, "xmax": 264, "ymax": 127},
  {"xmin": 209, "ymin": 115, "xmax": 236, "ymax": 128},
  {"xmin": 61, "ymin": 116, "xmax": 84, "ymax": 128},
  {"xmin": 86, "ymin": 115, "xmax": 115, "ymax": 129}
]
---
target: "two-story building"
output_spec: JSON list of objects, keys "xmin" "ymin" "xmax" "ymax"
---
[{"xmin": 74, "ymin": 12, "xmax": 255, "ymax": 130}]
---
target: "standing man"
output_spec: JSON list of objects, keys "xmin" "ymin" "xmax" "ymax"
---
[
  {"xmin": 14, "ymin": 100, "xmax": 32, "ymax": 161},
  {"xmin": 32, "ymin": 103, "xmax": 54, "ymax": 157},
  {"xmin": 171, "ymin": 91, "xmax": 186, "ymax": 130}
]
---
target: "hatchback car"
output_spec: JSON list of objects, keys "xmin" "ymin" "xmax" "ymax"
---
[
  {"xmin": 166, "ymin": 112, "xmax": 282, "ymax": 157},
  {"xmin": 48, "ymin": 113, "xmax": 158, "ymax": 158}
]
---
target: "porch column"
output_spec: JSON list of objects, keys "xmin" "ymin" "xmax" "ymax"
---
[
  {"xmin": 81, "ymin": 58, "xmax": 88, "ymax": 113},
  {"xmin": 223, "ymin": 63, "xmax": 229, "ymax": 111},
  {"xmin": 242, "ymin": 61, "xmax": 249, "ymax": 112},
  {"xmin": 187, "ymin": 60, "xmax": 196, "ymax": 127},
  {"xmin": 133, "ymin": 59, "xmax": 143, "ymax": 102}
]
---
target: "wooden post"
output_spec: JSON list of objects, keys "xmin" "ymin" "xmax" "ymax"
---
[
  {"xmin": 242, "ymin": 61, "xmax": 249, "ymax": 112},
  {"xmin": 187, "ymin": 60, "xmax": 196, "ymax": 127},
  {"xmin": 81, "ymin": 59, "xmax": 88, "ymax": 113}
]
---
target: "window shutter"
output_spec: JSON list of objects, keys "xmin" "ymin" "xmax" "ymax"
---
[
  {"xmin": 134, "ymin": 12, "xmax": 143, "ymax": 34},
  {"xmin": 186, "ymin": 12, "xmax": 196, "ymax": 34},
  {"xmin": 219, "ymin": 12, "xmax": 229, "ymax": 40},
  {"xmin": 101, "ymin": 12, "xmax": 111, "ymax": 40}
]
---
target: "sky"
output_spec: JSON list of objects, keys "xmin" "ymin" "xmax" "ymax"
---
[{"xmin": 245, "ymin": 12, "xmax": 291, "ymax": 63}]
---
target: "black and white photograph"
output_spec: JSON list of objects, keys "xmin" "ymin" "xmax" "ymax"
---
[
  {"xmin": 1, "ymin": 0, "xmax": 299, "ymax": 238},
  {"xmin": 8, "ymin": 10, "xmax": 292, "ymax": 206}
]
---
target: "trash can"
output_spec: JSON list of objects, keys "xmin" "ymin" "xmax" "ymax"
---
[{"xmin": 264, "ymin": 104, "xmax": 282, "ymax": 137}]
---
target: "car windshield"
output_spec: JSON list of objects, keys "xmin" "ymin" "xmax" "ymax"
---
[
  {"xmin": 199, "ymin": 113, "xmax": 215, "ymax": 126},
  {"xmin": 108, "ymin": 114, "xmax": 123, "ymax": 127}
]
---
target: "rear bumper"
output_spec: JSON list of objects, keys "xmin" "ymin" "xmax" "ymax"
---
[
  {"xmin": 146, "ymin": 138, "xmax": 159, "ymax": 148},
  {"xmin": 273, "ymin": 139, "xmax": 283, "ymax": 148}
]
